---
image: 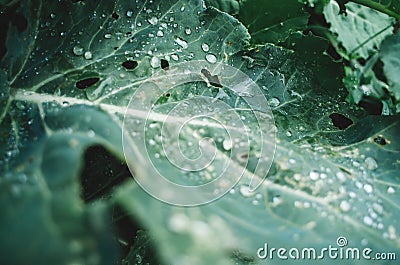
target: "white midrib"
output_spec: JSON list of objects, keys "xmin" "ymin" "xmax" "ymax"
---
[{"xmin": 14, "ymin": 90, "xmax": 247, "ymax": 132}]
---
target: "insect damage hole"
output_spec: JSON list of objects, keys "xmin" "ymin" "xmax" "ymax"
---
[
  {"xmin": 374, "ymin": 135, "xmax": 388, "ymax": 146},
  {"xmin": 112, "ymin": 12, "xmax": 119, "ymax": 20},
  {"xmin": 161, "ymin": 59, "xmax": 169, "ymax": 70},
  {"xmin": 329, "ymin": 113, "xmax": 353, "ymax": 130},
  {"xmin": 75, "ymin": 77, "xmax": 100, "ymax": 89},
  {"xmin": 122, "ymin": 60, "xmax": 138, "ymax": 70},
  {"xmin": 200, "ymin": 68, "xmax": 222, "ymax": 88}
]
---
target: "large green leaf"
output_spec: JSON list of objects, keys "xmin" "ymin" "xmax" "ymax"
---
[
  {"xmin": 0, "ymin": 103, "xmax": 120, "ymax": 265},
  {"xmin": 0, "ymin": 0, "xmax": 249, "ymax": 264},
  {"xmin": 1, "ymin": 1, "xmax": 399, "ymax": 265},
  {"xmin": 116, "ymin": 44, "xmax": 400, "ymax": 265}
]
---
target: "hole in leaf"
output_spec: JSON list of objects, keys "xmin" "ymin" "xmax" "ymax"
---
[
  {"xmin": 161, "ymin": 59, "xmax": 169, "ymax": 70},
  {"xmin": 358, "ymin": 97, "xmax": 383, "ymax": 115},
  {"xmin": 374, "ymin": 135, "xmax": 388, "ymax": 146},
  {"xmin": 122, "ymin": 60, "xmax": 138, "ymax": 70},
  {"xmin": 75, "ymin": 77, "xmax": 100, "ymax": 89},
  {"xmin": 114, "ymin": 46, "xmax": 119, "ymax": 50},
  {"xmin": 112, "ymin": 12, "xmax": 119, "ymax": 20},
  {"xmin": 329, "ymin": 113, "xmax": 353, "ymax": 130},
  {"xmin": 165, "ymin": 92, "xmax": 171, "ymax": 98},
  {"xmin": 201, "ymin": 68, "xmax": 222, "ymax": 88},
  {"xmin": 372, "ymin": 59, "xmax": 388, "ymax": 84},
  {"xmin": 80, "ymin": 145, "xmax": 130, "ymax": 202}
]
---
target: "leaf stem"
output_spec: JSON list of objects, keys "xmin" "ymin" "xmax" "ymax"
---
[{"xmin": 350, "ymin": 0, "xmax": 400, "ymax": 20}]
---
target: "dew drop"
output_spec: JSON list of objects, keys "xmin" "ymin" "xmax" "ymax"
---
[
  {"xmin": 363, "ymin": 184, "xmax": 373, "ymax": 193},
  {"xmin": 171, "ymin": 54, "xmax": 179, "ymax": 61},
  {"xmin": 147, "ymin": 16, "xmax": 158, "ymax": 25},
  {"xmin": 201, "ymin": 43, "xmax": 209, "ymax": 52},
  {"xmin": 150, "ymin": 56, "xmax": 160, "ymax": 68},
  {"xmin": 222, "ymin": 139, "xmax": 232, "ymax": 151},
  {"xmin": 174, "ymin": 37, "xmax": 188, "ymax": 49},
  {"xmin": 363, "ymin": 216, "xmax": 373, "ymax": 226},
  {"xmin": 87, "ymin": 130, "xmax": 95, "ymax": 137},
  {"xmin": 126, "ymin": 10, "xmax": 133, "ymax": 17},
  {"xmin": 185, "ymin": 27, "xmax": 191, "ymax": 35},
  {"xmin": 157, "ymin": 30, "xmax": 164, "ymax": 37},
  {"xmin": 340, "ymin": 200, "xmax": 351, "ymax": 212},
  {"xmin": 104, "ymin": 33, "xmax": 112, "ymax": 39},
  {"xmin": 372, "ymin": 203, "xmax": 383, "ymax": 214},
  {"xmin": 364, "ymin": 157, "xmax": 378, "ymax": 170},
  {"xmin": 336, "ymin": 171, "xmax": 346, "ymax": 181},
  {"xmin": 50, "ymin": 13, "xmax": 56, "ymax": 19},
  {"xmin": 205, "ymin": 53, "xmax": 217, "ymax": 63},
  {"xmin": 387, "ymin": 186, "xmax": 395, "ymax": 194},
  {"xmin": 168, "ymin": 213, "xmax": 189, "ymax": 232},
  {"xmin": 268, "ymin": 97, "xmax": 280, "ymax": 107},
  {"xmin": 84, "ymin": 51, "xmax": 92, "ymax": 60},
  {"xmin": 309, "ymin": 170, "xmax": 320, "ymax": 180},
  {"xmin": 72, "ymin": 45, "xmax": 84, "ymax": 56},
  {"xmin": 16, "ymin": 101, "xmax": 26, "ymax": 110},
  {"xmin": 239, "ymin": 185, "xmax": 255, "ymax": 197}
]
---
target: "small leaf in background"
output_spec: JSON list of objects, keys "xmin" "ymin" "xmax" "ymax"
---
[
  {"xmin": 206, "ymin": 0, "xmax": 310, "ymax": 44},
  {"xmin": 323, "ymin": 0, "xmax": 394, "ymax": 59},
  {"xmin": 380, "ymin": 33, "xmax": 400, "ymax": 110}
]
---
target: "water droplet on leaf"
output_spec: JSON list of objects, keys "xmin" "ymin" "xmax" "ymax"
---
[
  {"xmin": 150, "ymin": 56, "xmax": 160, "ymax": 68},
  {"xmin": 222, "ymin": 139, "xmax": 232, "ymax": 151},
  {"xmin": 148, "ymin": 16, "xmax": 158, "ymax": 25},
  {"xmin": 73, "ymin": 45, "xmax": 84, "ymax": 56},
  {"xmin": 239, "ymin": 185, "xmax": 255, "ymax": 197},
  {"xmin": 174, "ymin": 37, "xmax": 188, "ymax": 49},
  {"xmin": 364, "ymin": 157, "xmax": 378, "ymax": 170},
  {"xmin": 387, "ymin": 187, "xmax": 395, "ymax": 194},
  {"xmin": 340, "ymin": 200, "xmax": 351, "ymax": 212},
  {"xmin": 363, "ymin": 184, "xmax": 373, "ymax": 193},
  {"xmin": 201, "ymin": 43, "xmax": 209, "ymax": 52},
  {"xmin": 309, "ymin": 170, "xmax": 319, "ymax": 180},
  {"xmin": 171, "ymin": 54, "xmax": 179, "ymax": 61},
  {"xmin": 84, "ymin": 51, "xmax": 92, "ymax": 60},
  {"xmin": 268, "ymin": 97, "xmax": 280, "ymax": 107},
  {"xmin": 205, "ymin": 53, "xmax": 217, "ymax": 63}
]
